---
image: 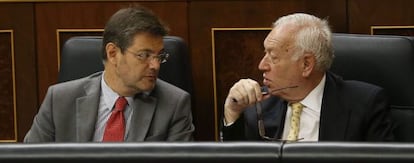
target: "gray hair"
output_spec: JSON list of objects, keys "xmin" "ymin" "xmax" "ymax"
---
[{"xmin": 272, "ymin": 13, "xmax": 334, "ymax": 71}]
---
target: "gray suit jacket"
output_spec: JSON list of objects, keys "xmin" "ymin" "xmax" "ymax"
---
[{"xmin": 24, "ymin": 72, "xmax": 194, "ymax": 142}]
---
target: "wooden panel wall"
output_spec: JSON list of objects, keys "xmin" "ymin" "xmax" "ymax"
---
[
  {"xmin": 212, "ymin": 29, "xmax": 269, "ymax": 138},
  {"xmin": 0, "ymin": 3, "xmax": 37, "ymax": 142},
  {"xmin": 1, "ymin": 0, "xmax": 413, "ymax": 142},
  {"xmin": 0, "ymin": 30, "xmax": 16, "ymax": 141},
  {"xmin": 348, "ymin": 0, "xmax": 414, "ymax": 34}
]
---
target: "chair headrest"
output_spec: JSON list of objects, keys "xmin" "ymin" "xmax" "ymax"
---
[{"xmin": 330, "ymin": 33, "xmax": 414, "ymax": 107}]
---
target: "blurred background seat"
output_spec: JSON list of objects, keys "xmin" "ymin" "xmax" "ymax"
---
[{"xmin": 330, "ymin": 33, "xmax": 414, "ymax": 142}]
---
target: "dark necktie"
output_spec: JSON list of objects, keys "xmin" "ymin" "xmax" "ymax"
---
[{"xmin": 103, "ymin": 96, "xmax": 127, "ymax": 142}]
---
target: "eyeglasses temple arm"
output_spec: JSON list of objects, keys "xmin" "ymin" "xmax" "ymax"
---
[{"xmin": 256, "ymin": 103, "xmax": 266, "ymax": 137}]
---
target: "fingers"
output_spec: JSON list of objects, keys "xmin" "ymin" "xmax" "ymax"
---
[
  {"xmin": 244, "ymin": 79, "xmax": 262, "ymax": 104},
  {"xmin": 227, "ymin": 78, "xmax": 262, "ymax": 106},
  {"xmin": 224, "ymin": 79, "xmax": 262, "ymax": 124}
]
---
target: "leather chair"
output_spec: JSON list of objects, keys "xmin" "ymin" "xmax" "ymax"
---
[
  {"xmin": 58, "ymin": 36, "xmax": 193, "ymax": 94},
  {"xmin": 330, "ymin": 33, "xmax": 414, "ymax": 142}
]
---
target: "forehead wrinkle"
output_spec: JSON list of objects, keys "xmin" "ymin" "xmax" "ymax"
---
[{"xmin": 264, "ymin": 32, "xmax": 292, "ymax": 53}]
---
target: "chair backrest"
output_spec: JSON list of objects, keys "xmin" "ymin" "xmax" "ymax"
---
[
  {"xmin": 58, "ymin": 36, "xmax": 192, "ymax": 94},
  {"xmin": 330, "ymin": 33, "xmax": 414, "ymax": 142}
]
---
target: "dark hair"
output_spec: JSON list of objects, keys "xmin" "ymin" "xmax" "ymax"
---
[{"xmin": 102, "ymin": 6, "xmax": 169, "ymax": 60}]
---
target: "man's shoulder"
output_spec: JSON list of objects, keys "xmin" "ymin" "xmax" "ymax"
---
[
  {"xmin": 326, "ymin": 72, "xmax": 384, "ymax": 100},
  {"xmin": 49, "ymin": 72, "xmax": 102, "ymax": 92},
  {"xmin": 155, "ymin": 79, "xmax": 189, "ymax": 96}
]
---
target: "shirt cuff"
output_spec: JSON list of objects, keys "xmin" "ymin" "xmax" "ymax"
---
[{"xmin": 223, "ymin": 118, "xmax": 235, "ymax": 127}]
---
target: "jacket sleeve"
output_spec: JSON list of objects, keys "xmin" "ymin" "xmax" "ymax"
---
[
  {"xmin": 24, "ymin": 87, "xmax": 56, "ymax": 142},
  {"xmin": 365, "ymin": 88, "xmax": 395, "ymax": 141},
  {"xmin": 221, "ymin": 114, "xmax": 247, "ymax": 141}
]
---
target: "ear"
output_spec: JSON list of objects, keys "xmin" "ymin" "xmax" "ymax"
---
[
  {"xmin": 301, "ymin": 52, "xmax": 316, "ymax": 77},
  {"xmin": 105, "ymin": 42, "xmax": 119, "ymax": 64}
]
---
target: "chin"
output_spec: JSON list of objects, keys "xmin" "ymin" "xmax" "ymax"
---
[
  {"xmin": 132, "ymin": 81, "xmax": 154, "ymax": 92},
  {"xmin": 142, "ymin": 82, "xmax": 156, "ymax": 91}
]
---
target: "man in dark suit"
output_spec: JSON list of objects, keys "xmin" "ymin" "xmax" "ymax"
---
[
  {"xmin": 24, "ymin": 6, "xmax": 194, "ymax": 142},
  {"xmin": 221, "ymin": 13, "xmax": 393, "ymax": 141}
]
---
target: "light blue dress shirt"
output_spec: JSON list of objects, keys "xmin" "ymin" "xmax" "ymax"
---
[{"xmin": 93, "ymin": 72, "xmax": 134, "ymax": 141}]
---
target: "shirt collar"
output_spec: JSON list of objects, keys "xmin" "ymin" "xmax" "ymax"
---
[
  {"xmin": 299, "ymin": 74, "xmax": 326, "ymax": 113},
  {"xmin": 101, "ymin": 72, "xmax": 134, "ymax": 111}
]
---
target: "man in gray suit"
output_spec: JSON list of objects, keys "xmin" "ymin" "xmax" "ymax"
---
[{"xmin": 24, "ymin": 6, "xmax": 194, "ymax": 142}]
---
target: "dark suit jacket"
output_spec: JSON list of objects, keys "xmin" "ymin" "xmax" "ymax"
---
[
  {"xmin": 222, "ymin": 72, "xmax": 394, "ymax": 141},
  {"xmin": 24, "ymin": 72, "xmax": 194, "ymax": 142}
]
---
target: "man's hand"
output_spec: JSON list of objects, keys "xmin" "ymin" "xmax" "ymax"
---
[{"xmin": 224, "ymin": 79, "xmax": 264, "ymax": 124}]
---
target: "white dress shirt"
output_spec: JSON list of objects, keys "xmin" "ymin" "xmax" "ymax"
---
[{"xmin": 282, "ymin": 74, "xmax": 326, "ymax": 141}]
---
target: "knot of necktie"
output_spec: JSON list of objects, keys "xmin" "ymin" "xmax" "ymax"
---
[
  {"xmin": 291, "ymin": 102, "xmax": 304, "ymax": 113},
  {"xmin": 114, "ymin": 96, "xmax": 128, "ymax": 112}
]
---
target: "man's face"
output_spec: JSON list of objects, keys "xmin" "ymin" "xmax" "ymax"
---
[
  {"xmin": 258, "ymin": 26, "xmax": 304, "ymax": 99},
  {"xmin": 114, "ymin": 33, "xmax": 164, "ymax": 93}
]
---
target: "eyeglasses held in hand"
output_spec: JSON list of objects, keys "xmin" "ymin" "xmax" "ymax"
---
[
  {"xmin": 256, "ymin": 102, "xmax": 304, "ymax": 142},
  {"xmin": 255, "ymin": 85, "xmax": 301, "ymax": 141},
  {"xmin": 256, "ymin": 102, "xmax": 279, "ymax": 141}
]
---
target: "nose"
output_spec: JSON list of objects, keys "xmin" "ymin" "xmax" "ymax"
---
[
  {"xmin": 258, "ymin": 55, "xmax": 270, "ymax": 71},
  {"xmin": 148, "ymin": 58, "xmax": 161, "ymax": 69}
]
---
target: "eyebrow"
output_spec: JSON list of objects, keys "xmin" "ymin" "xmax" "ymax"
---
[{"xmin": 133, "ymin": 48, "xmax": 165, "ymax": 54}]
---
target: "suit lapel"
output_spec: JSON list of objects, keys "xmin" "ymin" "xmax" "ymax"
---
[
  {"xmin": 319, "ymin": 72, "xmax": 350, "ymax": 141},
  {"xmin": 76, "ymin": 75, "xmax": 101, "ymax": 141},
  {"xmin": 274, "ymin": 100, "xmax": 288, "ymax": 139},
  {"xmin": 126, "ymin": 94, "xmax": 157, "ymax": 141}
]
